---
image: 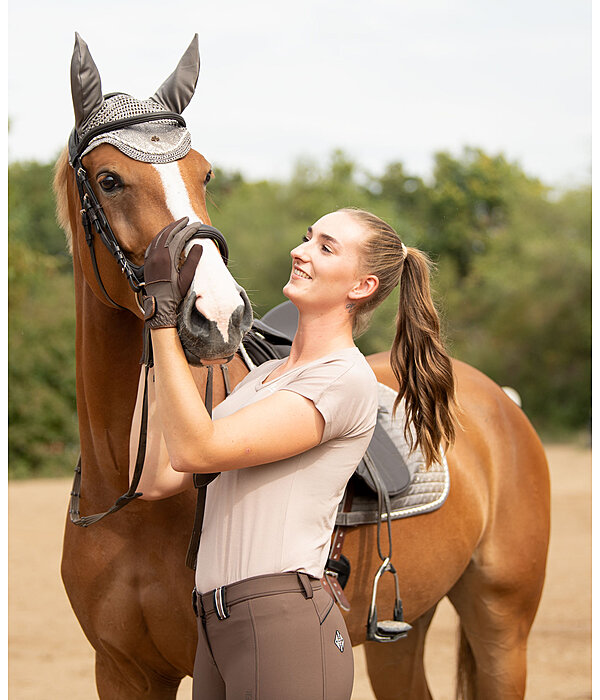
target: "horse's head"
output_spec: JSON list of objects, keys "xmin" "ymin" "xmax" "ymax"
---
[{"xmin": 56, "ymin": 33, "xmax": 252, "ymax": 363}]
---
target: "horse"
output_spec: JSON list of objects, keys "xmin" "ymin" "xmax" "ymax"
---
[{"xmin": 54, "ymin": 34, "xmax": 550, "ymax": 700}]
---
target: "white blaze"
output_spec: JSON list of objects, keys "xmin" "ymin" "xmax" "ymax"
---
[{"xmin": 152, "ymin": 163, "xmax": 243, "ymax": 342}]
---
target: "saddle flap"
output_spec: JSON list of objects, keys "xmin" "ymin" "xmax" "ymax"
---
[
  {"xmin": 259, "ymin": 300, "xmax": 299, "ymax": 343},
  {"xmin": 355, "ymin": 416, "xmax": 411, "ymax": 497}
]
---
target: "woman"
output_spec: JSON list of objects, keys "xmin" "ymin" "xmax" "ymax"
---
[{"xmin": 132, "ymin": 208, "xmax": 457, "ymax": 700}]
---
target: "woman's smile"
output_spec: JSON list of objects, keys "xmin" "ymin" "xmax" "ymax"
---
[{"xmin": 292, "ymin": 265, "xmax": 312, "ymax": 280}]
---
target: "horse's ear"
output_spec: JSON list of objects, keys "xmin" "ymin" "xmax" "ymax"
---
[
  {"xmin": 70, "ymin": 33, "xmax": 104, "ymax": 132},
  {"xmin": 152, "ymin": 34, "xmax": 200, "ymax": 114}
]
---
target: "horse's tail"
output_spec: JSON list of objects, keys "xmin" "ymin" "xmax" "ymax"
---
[{"xmin": 456, "ymin": 625, "xmax": 476, "ymax": 700}]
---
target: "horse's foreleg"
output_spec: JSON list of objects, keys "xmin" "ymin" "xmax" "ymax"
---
[
  {"xmin": 94, "ymin": 646, "xmax": 184, "ymax": 700},
  {"xmin": 362, "ymin": 606, "xmax": 436, "ymax": 700}
]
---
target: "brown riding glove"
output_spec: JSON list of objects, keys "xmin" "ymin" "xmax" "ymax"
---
[{"xmin": 142, "ymin": 217, "xmax": 206, "ymax": 329}]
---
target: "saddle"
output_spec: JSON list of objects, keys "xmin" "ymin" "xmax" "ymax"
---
[{"xmin": 242, "ymin": 301, "xmax": 450, "ymax": 641}]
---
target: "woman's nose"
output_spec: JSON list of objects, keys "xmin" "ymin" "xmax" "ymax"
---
[{"xmin": 290, "ymin": 243, "xmax": 308, "ymax": 259}]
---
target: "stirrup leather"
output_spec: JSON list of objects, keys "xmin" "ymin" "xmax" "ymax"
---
[{"xmin": 362, "ymin": 449, "xmax": 412, "ymax": 642}]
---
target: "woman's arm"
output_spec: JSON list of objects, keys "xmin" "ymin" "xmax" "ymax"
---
[
  {"xmin": 128, "ymin": 364, "xmax": 192, "ymax": 500},
  {"xmin": 151, "ymin": 328, "xmax": 325, "ymax": 474}
]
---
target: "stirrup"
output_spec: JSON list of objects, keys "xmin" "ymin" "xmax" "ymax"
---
[{"xmin": 367, "ymin": 557, "xmax": 412, "ymax": 643}]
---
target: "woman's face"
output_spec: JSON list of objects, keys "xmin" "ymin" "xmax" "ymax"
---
[{"xmin": 283, "ymin": 211, "xmax": 375, "ymax": 312}]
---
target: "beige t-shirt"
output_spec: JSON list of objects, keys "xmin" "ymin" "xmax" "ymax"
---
[{"xmin": 195, "ymin": 346, "xmax": 377, "ymax": 593}]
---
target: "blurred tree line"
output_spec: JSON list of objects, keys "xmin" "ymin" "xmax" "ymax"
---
[{"xmin": 8, "ymin": 147, "xmax": 591, "ymax": 477}]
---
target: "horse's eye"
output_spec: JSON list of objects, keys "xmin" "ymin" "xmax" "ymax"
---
[
  {"xmin": 204, "ymin": 169, "xmax": 213, "ymax": 185},
  {"xmin": 98, "ymin": 174, "xmax": 120, "ymax": 192}
]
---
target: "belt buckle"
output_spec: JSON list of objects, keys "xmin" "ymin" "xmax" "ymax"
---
[{"xmin": 213, "ymin": 586, "xmax": 230, "ymax": 620}]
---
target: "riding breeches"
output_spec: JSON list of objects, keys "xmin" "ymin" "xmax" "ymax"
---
[{"xmin": 192, "ymin": 571, "xmax": 353, "ymax": 700}]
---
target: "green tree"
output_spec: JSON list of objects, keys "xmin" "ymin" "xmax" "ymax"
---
[
  {"xmin": 424, "ymin": 147, "xmax": 545, "ymax": 277},
  {"xmin": 442, "ymin": 184, "xmax": 591, "ymax": 433},
  {"xmin": 9, "ymin": 237, "xmax": 78, "ymax": 477},
  {"xmin": 9, "ymin": 160, "xmax": 72, "ymax": 269}
]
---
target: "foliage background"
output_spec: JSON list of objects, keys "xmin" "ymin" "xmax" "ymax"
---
[{"xmin": 8, "ymin": 148, "xmax": 591, "ymax": 477}]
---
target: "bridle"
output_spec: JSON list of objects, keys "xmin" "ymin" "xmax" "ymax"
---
[
  {"xmin": 67, "ymin": 106, "xmax": 230, "ymax": 530},
  {"xmin": 67, "ymin": 100, "xmax": 229, "ymax": 313}
]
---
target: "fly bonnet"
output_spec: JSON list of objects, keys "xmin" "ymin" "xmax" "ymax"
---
[{"xmin": 68, "ymin": 32, "xmax": 199, "ymax": 166}]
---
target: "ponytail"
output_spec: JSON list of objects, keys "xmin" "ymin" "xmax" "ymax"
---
[
  {"xmin": 337, "ymin": 207, "xmax": 457, "ymax": 467},
  {"xmin": 391, "ymin": 248, "xmax": 457, "ymax": 468}
]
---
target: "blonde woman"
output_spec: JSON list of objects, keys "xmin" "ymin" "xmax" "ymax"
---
[{"xmin": 133, "ymin": 208, "xmax": 456, "ymax": 700}]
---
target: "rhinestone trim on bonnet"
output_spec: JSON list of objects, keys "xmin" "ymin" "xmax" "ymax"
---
[{"xmin": 79, "ymin": 94, "xmax": 191, "ymax": 163}]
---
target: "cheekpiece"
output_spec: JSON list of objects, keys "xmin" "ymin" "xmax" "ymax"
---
[{"xmin": 78, "ymin": 93, "xmax": 191, "ymax": 163}]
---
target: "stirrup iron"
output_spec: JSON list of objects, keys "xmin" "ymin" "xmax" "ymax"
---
[{"xmin": 367, "ymin": 557, "xmax": 412, "ymax": 642}]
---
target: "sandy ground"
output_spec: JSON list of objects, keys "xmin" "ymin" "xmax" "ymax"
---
[{"xmin": 9, "ymin": 444, "xmax": 591, "ymax": 699}]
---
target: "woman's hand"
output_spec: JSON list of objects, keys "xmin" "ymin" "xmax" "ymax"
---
[{"xmin": 142, "ymin": 217, "xmax": 205, "ymax": 329}]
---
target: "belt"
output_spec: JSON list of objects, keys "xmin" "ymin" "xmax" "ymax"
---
[{"xmin": 193, "ymin": 571, "xmax": 321, "ymax": 621}]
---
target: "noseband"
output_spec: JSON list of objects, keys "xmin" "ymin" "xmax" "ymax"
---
[{"xmin": 68, "ymin": 106, "xmax": 229, "ymax": 312}]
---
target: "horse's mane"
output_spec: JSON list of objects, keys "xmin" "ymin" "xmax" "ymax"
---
[{"xmin": 53, "ymin": 147, "xmax": 73, "ymax": 254}]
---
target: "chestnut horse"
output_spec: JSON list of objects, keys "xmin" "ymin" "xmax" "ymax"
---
[{"xmin": 55, "ymin": 35, "xmax": 550, "ymax": 700}]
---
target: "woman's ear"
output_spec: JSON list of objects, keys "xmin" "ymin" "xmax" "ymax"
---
[{"xmin": 348, "ymin": 275, "xmax": 379, "ymax": 301}]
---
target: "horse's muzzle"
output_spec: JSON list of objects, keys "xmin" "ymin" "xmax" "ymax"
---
[{"xmin": 177, "ymin": 285, "xmax": 253, "ymax": 365}]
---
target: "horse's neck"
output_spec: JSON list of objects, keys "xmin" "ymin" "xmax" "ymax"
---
[
  {"xmin": 73, "ymin": 275, "xmax": 252, "ymax": 496},
  {"xmin": 74, "ymin": 277, "xmax": 143, "ymax": 494}
]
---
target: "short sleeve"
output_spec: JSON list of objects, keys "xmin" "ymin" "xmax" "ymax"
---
[{"xmin": 281, "ymin": 356, "xmax": 378, "ymax": 443}]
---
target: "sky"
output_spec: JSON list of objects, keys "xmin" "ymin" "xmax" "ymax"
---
[{"xmin": 7, "ymin": 0, "xmax": 591, "ymax": 190}]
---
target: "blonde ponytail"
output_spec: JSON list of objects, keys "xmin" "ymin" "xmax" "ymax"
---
[
  {"xmin": 391, "ymin": 248, "xmax": 456, "ymax": 467},
  {"xmin": 338, "ymin": 207, "xmax": 457, "ymax": 467}
]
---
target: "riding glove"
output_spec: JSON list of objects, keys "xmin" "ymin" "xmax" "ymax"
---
[{"xmin": 142, "ymin": 217, "xmax": 206, "ymax": 329}]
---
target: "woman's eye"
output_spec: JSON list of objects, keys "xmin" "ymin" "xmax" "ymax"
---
[
  {"xmin": 98, "ymin": 174, "xmax": 120, "ymax": 192},
  {"xmin": 322, "ymin": 245, "xmax": 333, "ymax": 254},
  {"xmin": 204, "ymin": 169, "xmax": 213, "ymax": 185},
  {"xmin": 301, "ymin": 234, "xmax": 309, "ymax": 243}
]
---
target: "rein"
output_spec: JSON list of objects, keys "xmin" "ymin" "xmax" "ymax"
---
[
  {"xmin": 69, "ymin": 360, "xmax": 230, "ymax": 528},
  {"xmin": 67, "ymin": 109, "xmax": 231, "ymax": 528},
  {"xmin": 69, "ymin": 362, "xmax": 152, "ymax": 527}
]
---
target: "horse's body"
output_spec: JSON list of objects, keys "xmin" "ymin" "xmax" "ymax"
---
[{"xmin": 56, "ymin": 36, "xmax": 550, "ymax": 700}]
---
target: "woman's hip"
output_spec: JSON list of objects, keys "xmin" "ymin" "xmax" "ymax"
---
[{"xmin": 193, "ymin": 571, "xmax": 353, "ymax": 700}]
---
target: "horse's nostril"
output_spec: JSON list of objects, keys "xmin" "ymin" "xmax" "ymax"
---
[
  {"xmin": 176, "ymin": 287, "xmax": 253, "ymax": 365},
  {"xmin": 179, "ymin": 292, "xmax": 209, "ymax": 332}
]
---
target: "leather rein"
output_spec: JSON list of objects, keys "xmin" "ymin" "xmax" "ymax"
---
[{"xmin": 67, "ymin": 109, "xmax": 230, "ymax": 528}]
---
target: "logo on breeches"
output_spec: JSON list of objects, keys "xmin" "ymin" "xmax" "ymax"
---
[{"xmin": 334, "ymin": 630, "xmax": 345, "ymax": 652}]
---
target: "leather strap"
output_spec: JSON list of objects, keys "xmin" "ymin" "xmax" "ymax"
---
[
  {"xmin": 322, "ymin": 486, "xmax": 353, "ymax": 611},
  {"xmin": 185, "ymin": 365, "xmax": 221, "ymax": 569},
  {"xmin": 74, "ymin": 161, "xmax": 145, "ymax": 311},
  {"xmin": 66, "ymin": 109, "xmax": 230, "ymax": 530},
  {"xmin": 69, "ymin": 362, "xmax": 150, "ymax": 527}
]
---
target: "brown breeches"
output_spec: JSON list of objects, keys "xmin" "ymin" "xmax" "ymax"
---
[{"xmin": 192, "ymin": 572, "xmax": 353, "ymax": 700}]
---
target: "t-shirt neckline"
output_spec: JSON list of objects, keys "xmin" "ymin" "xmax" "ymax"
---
[{"xmin": 258, "ymin": 346, "xmax": 359, "ymax": 389}]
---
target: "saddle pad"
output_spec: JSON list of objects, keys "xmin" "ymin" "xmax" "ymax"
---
[
  {"xmin": 355, "ymin": 384, "xmax": 421, "ymax": 495},
  {"xmin": 336, "ymin": 384, "xmax": 450, "ymax": 526}
]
